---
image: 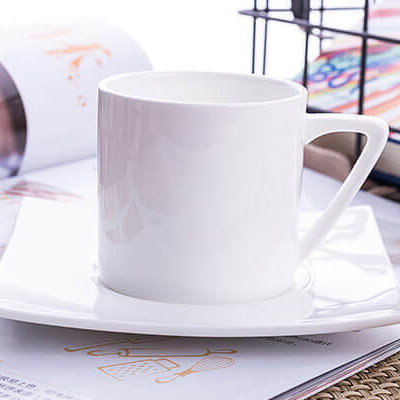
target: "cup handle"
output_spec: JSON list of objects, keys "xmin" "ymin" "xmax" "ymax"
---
[{"xmin": 299, "ymin": 113, "xmax": 388, "ymax": 263}]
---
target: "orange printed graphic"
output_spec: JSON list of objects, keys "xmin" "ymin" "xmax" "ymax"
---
[
  {"xmin": 86, "ymin": 347, "xmax": 238, "ymax": 358},
  {"xmin": 31, "ymin": 27, "xmax": 112, "ymax": 108},
  {"xmin": 63, "ymin": 335, "xmax": 175, "ymax": 353},
  {"xmin": 155, "ymin": 357, "xmax": 234, "ymax": 383},
  {"xmin": 64, "ymin": 337, "xmax": 238, "ymax": 384},
  {"xmin": 45, "ymin": 43, "xmax": 111, "ymax": 57},
  {"xmin": 98, "ymin": 358, "xmax": 180, "ymax": 381},
  {"xmin": 45, "ymin": 43, "xmax": 111, "ymax": 94}
]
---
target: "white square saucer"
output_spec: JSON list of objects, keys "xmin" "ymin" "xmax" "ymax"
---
[{"xmin": 0, "ymin": 198, "xmax": 399, "ymax": 337}]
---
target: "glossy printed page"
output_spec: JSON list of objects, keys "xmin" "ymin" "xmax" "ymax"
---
[
  {"xmin": 0, "ymin": 320, "xmax": 399, "ymax": 400},
  {"xmin": 0, "ymin": 21, "xmax": 151, "ymax": 178}
]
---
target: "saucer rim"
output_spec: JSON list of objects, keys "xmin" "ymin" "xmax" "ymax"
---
[{"xmin": 0, "ymin": 291, "xmax": 399, "ymax": 337}]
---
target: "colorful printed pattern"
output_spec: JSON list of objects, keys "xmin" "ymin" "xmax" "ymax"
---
[{"xmin": 300, "ymin": 1, "xmax": 400, "ymax": 145}]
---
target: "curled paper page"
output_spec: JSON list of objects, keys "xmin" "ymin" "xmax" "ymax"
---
[{"xmin": 0, "ymin": 20, "xmax": 151, "ymax": 177}]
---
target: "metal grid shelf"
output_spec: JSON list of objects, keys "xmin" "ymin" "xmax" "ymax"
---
[{"xmin": 239, "ymin": 1, "xmax": 400, "ymax": 160}]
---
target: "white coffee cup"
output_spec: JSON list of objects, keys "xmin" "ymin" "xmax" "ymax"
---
[{"xmin": 98, "ymin": 71, "xmax": 388, "ymax": 304}]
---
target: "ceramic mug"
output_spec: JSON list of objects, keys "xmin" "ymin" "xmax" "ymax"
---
[{"xmin": 98, "ymin": 71, "xmax": 388, "ymax": 304}]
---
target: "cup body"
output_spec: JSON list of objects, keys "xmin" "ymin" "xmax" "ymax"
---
[{"xmin": 98, "ymin": 71, "xmax": 307, "ymax": 304}]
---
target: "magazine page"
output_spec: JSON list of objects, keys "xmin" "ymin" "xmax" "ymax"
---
[
  {"xmin": 0, "ymin": 158, "xmax": 96, "ymax": 258},
  {"xmin": 0, "ymin": 318, "xmax": 398, "ymax": 399},
  {"xmin": 0, "ymin": 20, "xmax": 151, "ymax": 179}
]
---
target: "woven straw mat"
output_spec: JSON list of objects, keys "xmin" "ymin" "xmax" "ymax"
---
[{"xmin": 309, "ymin": 352, "xmax": 400, "ymax": 400}]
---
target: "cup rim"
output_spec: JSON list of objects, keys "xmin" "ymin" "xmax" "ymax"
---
[{"xmin": 98, "ymin": 70, "xmax": 307, "ymax": 107}]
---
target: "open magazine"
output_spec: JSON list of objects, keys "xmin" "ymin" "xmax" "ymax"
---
[
  {"xmin": 0, "ymin": 20, "xmax": 400, "ymax": 400},
  {"xmin": 0, "ymin": 20, "xmax": 151, "ymax": 178}
]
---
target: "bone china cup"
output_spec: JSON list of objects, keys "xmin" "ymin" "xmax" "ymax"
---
[{"xmin": 98, "ymin": 71, "xmax": 388, "ymax": 305}]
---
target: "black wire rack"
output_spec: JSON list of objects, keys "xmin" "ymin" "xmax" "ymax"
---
[{"xmin": 239, "ymin": 0, "xmax": 400, "ymax": 165}]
